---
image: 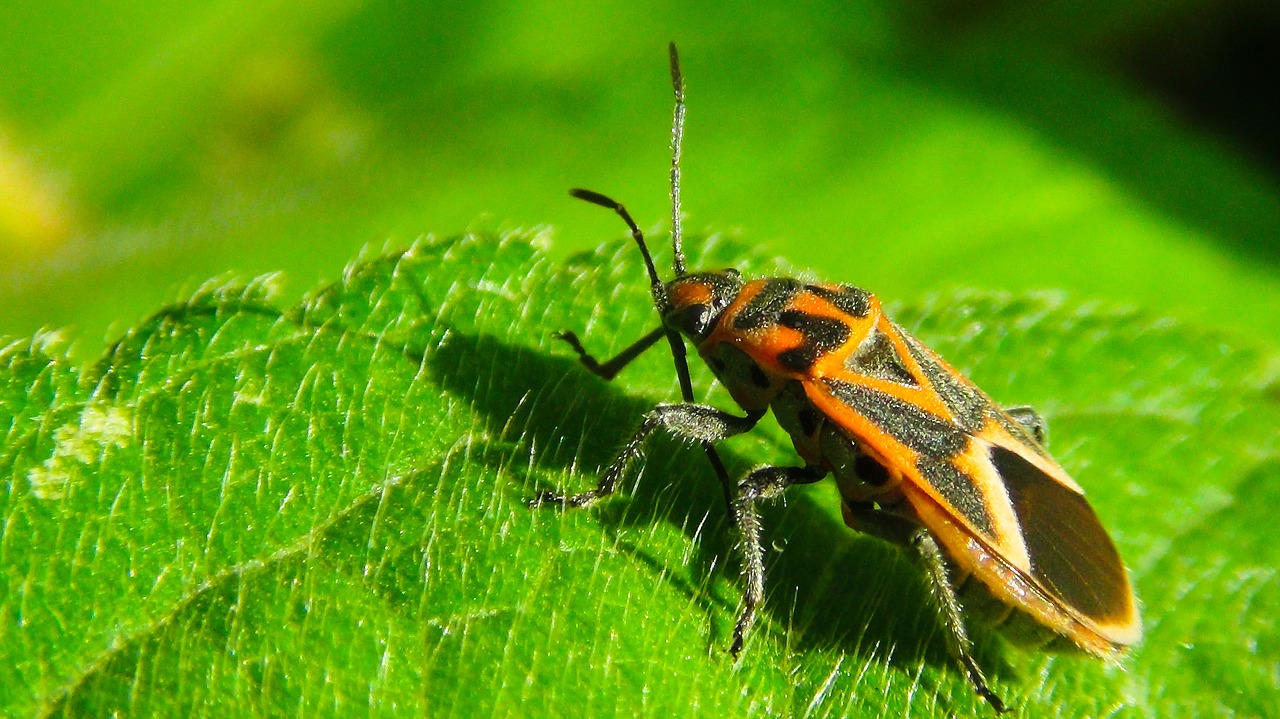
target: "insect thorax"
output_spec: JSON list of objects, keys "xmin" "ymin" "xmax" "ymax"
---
[{"xmin": 674, "ymin": 273, "xmax": 896, "ymax": 495}]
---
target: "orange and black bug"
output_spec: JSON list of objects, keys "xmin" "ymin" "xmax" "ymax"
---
[{"xmin": 531, "ymin": 44, "xmax": 1141, "ymax": 713}]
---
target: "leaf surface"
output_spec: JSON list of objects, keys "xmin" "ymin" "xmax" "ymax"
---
[{"xmin": 4, "ymin": 233, "xmax": 1276, "ymax": 717}]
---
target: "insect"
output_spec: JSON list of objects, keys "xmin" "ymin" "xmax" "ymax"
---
[{"xmin": 531, "ymin": 43, "xmax": 1141, "ymax": 713}]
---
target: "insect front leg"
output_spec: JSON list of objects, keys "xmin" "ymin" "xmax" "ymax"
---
[
  {"xmin": 843, "ymin": 501, "xmax": 1008, "ymax": 714},
  {"xmin": 529, "ymin": 404, "xmax": 766, "ymax": 508},
  {"xmin": 555, "ymin": 326, "xmax": 666, "ymax": 380},
  {"xmin": 729, "ymin": 463, "xmax": 826, "ymax": 656}
]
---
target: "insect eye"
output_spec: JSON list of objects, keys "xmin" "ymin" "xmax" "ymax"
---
[
  {"xmin": 662, "ymin": 271, "xmax": 743, "ymax": 340},
  {"xmin": 672, "ymin": 303, "xmax": 713, "ymax": 338}
]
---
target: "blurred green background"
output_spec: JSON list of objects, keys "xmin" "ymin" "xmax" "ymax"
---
[{"xmin": 2, "ymin": 0, "xmax": 1279, "ymax": 352}]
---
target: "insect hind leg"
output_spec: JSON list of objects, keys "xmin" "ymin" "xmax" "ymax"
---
[
  {"xmin": 911, "ymin": 528, "xmax": 1008, "ymax": 713},
  {"xmin": 843, "ymin": 501, "xmax": 1007, "ymax": 713}
]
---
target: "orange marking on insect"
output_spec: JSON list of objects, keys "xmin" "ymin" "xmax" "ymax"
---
[
  {"xmin": 872, "ymin": 317, "xmax": 960, "ymax": 419},
  {"xmin": 668, "ymin": 279, "xmax": 713, "ymax": 309}
]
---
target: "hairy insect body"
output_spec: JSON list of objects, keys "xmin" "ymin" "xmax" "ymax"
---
[
  {"xmin": 676, "ymin": 273, "xmax": 1139, "ymax": 658},
  {"xmin": 534, "ymin": 44, "xmax": 1139, "ymax": 714}
]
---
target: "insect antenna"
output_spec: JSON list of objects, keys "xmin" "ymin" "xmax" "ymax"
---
[
  {"xmin": 568, "ymin": 188, "xmax": 665, "ymax": 297},
  {"xmin": 668, "ymin": 42, "xmax": 688, "ymax": 277},
  {"xmin": 566, "ymin": 44, "xmax": 741, "ymax": 558}
]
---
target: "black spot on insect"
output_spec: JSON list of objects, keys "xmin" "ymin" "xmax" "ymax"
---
[
  {"xmin": 846, "ymin": 328, "xmax": 919, "ymax": 387},
  {"xmin": 806, "ymin": 284, "xmax": 871, "ymax": 318},
  {"xmin": 777, "ymin": 347, "xmax": 816, "ymax": 374},
  {"xmin": 776, "ymin": 310, "xmax": 851, "ymax": 373},
  {"xmin": 854, "ymin": 453, "xmax": 893, "ymax": 486},
  {"xmin": 749, "ymin": 363, "xmax": 771, "ymax": 389},
  {"xmin": 732, "ymin": 278, "xmax": 801, "ymax": 331},
  {"xmin": 707, "ymin": 356, "xmax": 727, "ymax": 373},
  {"xmin": 798, "ymin": 407, "xmax": 822, "ymax": 437}
]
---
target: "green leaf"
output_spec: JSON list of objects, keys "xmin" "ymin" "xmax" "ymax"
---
[{"xmin": 3, "ymin": 231, "xmax": 1277, "ymax": 717}]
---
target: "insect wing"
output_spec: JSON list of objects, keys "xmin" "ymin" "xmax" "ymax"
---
[{"xmin": 805, "ymin": 318, "xmax": 1142, "ymax": 652}]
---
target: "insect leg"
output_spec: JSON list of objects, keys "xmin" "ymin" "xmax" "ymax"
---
[
  {"xmin": 729, "ymin": 463, "xmax": 826, "ymax": 656},
  {"xmin": 844, "ymin": 501, "xmax": 1006, "ymax": 713},
  {"xmin": 840, "ymin": 499, "xmax": 916, "ymax": 544},
  {"xmin": 911, "ymin": 528, "xmax": 1007, "ymax": 713},
  {"xmin": 1004, "ymin": 404, "xmax": 1047, "ymax": 445},
  {"xmin": 555, "ymin": 326, "xmax": 666, "ymax": 380},
  {"xmin": 529, "ymin": 404, "xmax": 766, "ymax": 508}
]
